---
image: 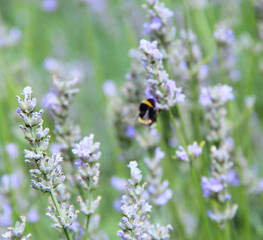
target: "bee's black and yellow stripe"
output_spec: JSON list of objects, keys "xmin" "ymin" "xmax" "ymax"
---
[
  {"xmin": 138, "ymin": 98, "xmax": 158, "ymax": 126},
  {"xmin": 140, "ymin": 99, "xmax": 155, "ymax": 108}
]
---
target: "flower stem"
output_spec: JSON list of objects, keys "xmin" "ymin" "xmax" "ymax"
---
[
  {"xmin": 168, "ymin": 108, "xmax": 214, "ymax": 240},
  {"xmin": 83, "ymin": 214, "xmax": 91, "ymax": 240},
  {"xmin": 168, "ymin": 109, "xmax": 187, "ymax": 150},
  {"xmin": 50, "ymin": 190, "xmax": 73, "ymax": 240}
]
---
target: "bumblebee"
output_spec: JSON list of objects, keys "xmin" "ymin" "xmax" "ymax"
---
[{"xmin": 138, "ymin": 98, "xmax": 159, "ymax": 126}]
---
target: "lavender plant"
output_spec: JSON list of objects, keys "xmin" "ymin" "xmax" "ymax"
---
[
  {"xmin": 42, "ymin": 75, "xmax": 81, "ymax": 161},
  {"xmin": 139, "ymin": 39, "xmax": 185, "ymax": 110},
  {"xmin": 72, "ymin": 134, "xmax": 103, "ymax": 239},
  {"xmin": 2, "ymin": 216, "xmax": 31, "ymax": 240},
  {"xmin": 16, "ymin": 86, "xmax": 78, "ymax": 240},
  {"xmin": 117, "ymin": 161, "xmax": 172, "ymax": 239},
  {"xmin": 144, "ymin": 147, "xmax": 172, "ymax": 206},
  {"xmin": 213, "ymin": 23, "xmax": 239, "ymax": 82},
  {"xmin": 200, "ymin": 84, "xmax": 238, "ymax": 226}
]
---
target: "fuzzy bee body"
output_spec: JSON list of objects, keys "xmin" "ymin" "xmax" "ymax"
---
[{"xmin": 138, "ymin": 98, "xmax": 159, "ymax": 126}]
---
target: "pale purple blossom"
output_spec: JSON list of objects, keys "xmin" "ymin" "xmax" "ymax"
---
[
  {"xmin": 139, "ymin": 39, "xmax": 163, "ymax": 61},
  {"xmin": 5, "ymin": 143, "xmax": 18, "ymax": 160},
  {"xmin": 127, "ymin": 161, "xmax": 142, "ymax": 184},
  {"xmin": 150, "ymin": 17, "xmax": 162, "ymax": 30},
  {"xmin": 198, "ymin": 65, "xmax": 209, "ymax": 80},
  {"xmin": 72, "ymin": 134, "xmax": 101, "ymax": 162},
  {"xmin": 219, "ymin": 85, "xmax": 234, "ymax": 103},
  {"xmin": 176, "ymin": 142, "xmax": 202, "ymax": 162},
  {"xmin": 155, "ymin": 187, "xmax": 172, "ymax": 206},
  {"xmin": 9, "ymin": 27, "xmax": 21, "ymax": 44},
  {"xmin": 42, "ymin": 92, "xmax": 60, "ymax": 109},
  {"xmin": 27, "ymin": 209, "xmax": 39, "ymax": 223},
  {"xmin": 201, "ymin": 177, "xmax": 223, "ymax": 197},
  {"xmin": 199, "ymin": 84, "xmax": 234, "ymax": 107},
  {"xmin": 111, "ymin": 176, "xmax": 127, "ymax": 192},
  {"xmin": 1, "ymin": 174, "xmax": 20, "ymax": 190},
  {"xmin": 227, "ymin": 170, "xmax": 240, "ymax": 186},
  {"xmin": 188, "ymin": 142, "xmax": 202, "ymax": 157},
  {"xmin": 125, "ymin": 125, "xmax": 136, "ymax": 139},
  {"xmin": 0, "ymin": 203, "xmax": 12, "ymax": 227},
  {"xmin": 42, "ymin": 0, "xmax": 58, "ymax": 12},
  {"xmin": 102, "ymin": 80, "xmax": 116, "ymax": 97},
  {"xmin": 43, "ymin": 57, "xmax": 60, "ymax": 72},
  {"xmin": 199, "ymin": 88, "xmax": 212, "ymax": 107},
  {"xmin": 140, "ymin": 39, "xmax": 185, "ymax": 109},
  {"xmin": 214, "ymin": 23, "xmax": 235, "ymax": 45},
  {"xmin": 176, "ymin": 146, "xmax": 189, "ymax": 162}
]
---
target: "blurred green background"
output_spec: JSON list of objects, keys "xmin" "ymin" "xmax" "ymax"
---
[{"xmin": 1, "ymin": 0, "xmax": 263, "ymax": 239}]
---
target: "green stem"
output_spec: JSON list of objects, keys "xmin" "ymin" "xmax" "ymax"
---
[
  {"xmin": 50, "ymin": 190, "xmax": 73, "ymax": 240},
  {"xmin": 224, "ymin": 221, "xmax": 231, "ymax": 240},
  {"xmin": 83, "ymin": 214, "xmax": 91, "ymax": 240},
  {"xmin": 168, "ymin": 109, "xmax": 187, "ymax": 150},
  {"xmin": 190, "ymin": 166, "xmax": 214, "ymax": 240},
  {"xmin": 158, "ymin": 113, "xmax": 189, "ymax": 239},
  {"xmin": 168, "ymin": 109, "xmax": 213, "ymax": 239},
  {"xmin": 83, "ymin": 190, "xmax": 93, "ymax": 240}
]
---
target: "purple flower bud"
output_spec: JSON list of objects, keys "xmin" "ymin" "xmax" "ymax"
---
[
  {"xmin": 111, "ymin": 176, "xmax": 127, "ymax": 191},
  {"xmin": 43, "ymin": 57, "xmax": 60, "ymax": 72},
  {"xmin": 227, "ymin": 170, "xmax": 240, "ymax": 186},
  {"xmin": 150, "ymin": 17, "xmax": 162, "ymax": 30},
  {"xmin": 176, "ymin": 146, "xmax": 189, "ymax": 162},
  {"xmin": 16, "ymin": 108, "xmax": 22, "ymax": 114},
  {"xmin": 198, "ymin": 65, "xmax": 209, "ymax": 80},
  {"xmin": 102, "ymin": 80, "xmax": 116, "ymax": 97},
  {"xmin": 156, "ymin": 189, "xmax": 172, "ymax": 205},
  {"xmin": 42, "ymin": 92, "xmax": 60, "ymax": 109},
  {"xmin": 125, "ymin": 125, "xmax": 136, "ymax": 139},
  {"xmin": 9, "ymin": 27, "xmax": 21, "ymax": 44},
  {"xmin": 42, "ymin": 0, "xmax": 58, "ymax": 12},
  {"xmin": 201, "ymin": 177, "xmax": 223, "ymax": 197},
  {"xmin": 155, "ymin": 147, "xmax": 165, "ymax": 160},
  {"xmin": 5, "ymin": 143, "xmax": 18, "ymax": 160},
  {"xmin": 139, "ymin": 39, "xmax": 163, "ymax": 61},
  {"xmin": 220, "ymin": 84, "xmax": 234, "ymax": 103},
  {"xmin": 199, "ymin": 88, "xmax": 212, "ymax": 107},
  {"xmin": 188, "ymin": 142, "xmax": 202, "ymax": 158},
  {"xmin": 27, "ymin": 208, "xmax": 39, "ymax": 223},
  {"xmin": 0, "ymin": 203, "xmax": 12, "ymax": 227}
]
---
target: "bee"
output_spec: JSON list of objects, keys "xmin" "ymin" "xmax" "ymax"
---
[{"xmin": 138, "ymin": 98, "xmax": 159, "ymax": 126}]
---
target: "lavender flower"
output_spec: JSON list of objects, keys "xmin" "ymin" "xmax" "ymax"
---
[
  {"xmin": 42, "ymin": 0, "xmax": 58, "ymax": 12},
  {"xmin": 201, "ymin": 177, "xmax": 224, "ymax": 197},
  {"xmin": 17, "ymin": 86, "xmax": 79, "ymax": 235},
  {"xmin": 5, "ymin": 143, "xmax": 18, "ymax": 160},
  {"xmin": 117, "ymin": 161, "xmax": 172, "ymax": 239},
  {"xmin": 200, "ymin": 84, "xmax": 237, "ymax": 225},
  {"xmin": 0, "ymin": 25, "xmax": 22, "ymax": 49},
  {"xmin": 213, "ymin": 23, "xmax": 239, "ymax": 81},
  {"xmin": 144, "ymin": 147, "xmax": 172, "ymax": 206},
  {"xmin": 142, "ymin": 0, "xmax": 175, "ymax": 48},
  {"xmin": 111, "ymin": 176, "xmax": 127, "ymax": 192},
  {"xmin": 72, "ymin": 134, "xmax": 101, "ymax": 163},
  {"xmin": 2, "ymin": 216, "xmax": 31, "ymax": 240},
  {"xmin": 139, "ymin": 39, "xmax": 185, "ymax": 110},
  {"xmin": 102, "ymin": 80, "xmax": 117, "ymax": 97},
  {"xmin": 27, "ymin": 209, "xmax": 39, "ymax": 223},
  {"xmin": 176, "ymin": 142, "xmax": 203, "ymax": 162},
  {"xmin": 199, "ymin": 84, "xmax": 234, "ymax": 143},
  {"xmin": 0, "ymin": 204, "xmax": 12, "ymax": 227},
  {"xmin": 72, "ymin": 135, "xmax": 102, "ymax": 217},
  {"xmin": 43, "ymin": 76, "xmax": 81, "ymax": 161},
  {"xmin": 214, "ymin": 23, "xmax": 235, "ymax": 46}
]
